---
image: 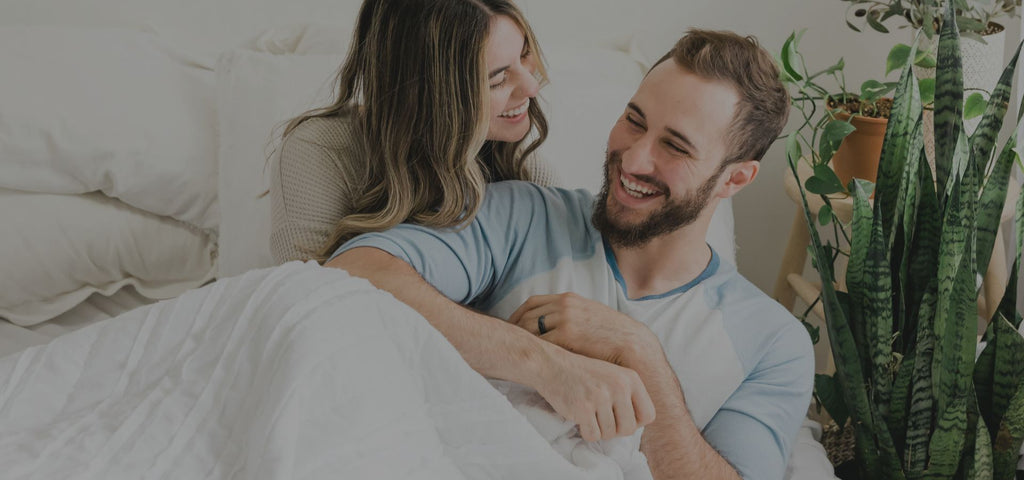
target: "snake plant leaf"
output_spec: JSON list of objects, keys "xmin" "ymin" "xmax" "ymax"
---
[
  {"xmin": 852, "ymin": 179, "xmax": 895, "ymax": 416},
  {"xmin": 989, "ymin": 314, "xmax": 1024, "ymax": 440},
  {"xmin": 969, "ymin": 41, "xmax": 1020, "ymax": 180},
  {"xmin": 933, "ymin": 2, "xmax": 965, "ymax": 203},
  {"xmin": 975, "ymin": 135, "xmax": 1017, "ymax": 281},
  {"xmin": 901, "ymin": 144, "xmax": 939, "ymax": 359},
  {"xmin": 993, "ymin": 379, "xmax": 1024, "ymax": 479},
  {"xmin": 878, "ymin": 51, "xmax": 923, "ymax": 241},
  {"xmin": 787, "ymin": 156, "xmax": 887, "ymax": 468},
  {"xmin": 816, "ymin": 373, "xmax": 851, "ymax": 430},
  {"xmin": 848, "ymin": 179, "xmax": 875, "ymax": 369},
  {"xmin": 906, "ymin": 292, "xmax": 937, "ymax": 476},
  {"xmin": 888, "ymin": 346, "xmax": 916, "ymax": 452},
  {"xmin": 926, "ymin": 395, "xmax": 970, "ymax": 477},
  {"xmin": 965, "ymin": 391, "xmax": 994, "ymax": 480}
]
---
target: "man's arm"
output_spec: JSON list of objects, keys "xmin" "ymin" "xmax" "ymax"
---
[
  {"xmin": 627, "ymin": 347, "xmax": 742, "ymax": 480},
  {"xmin": 325, "ymin": 247, "xmax": 656, "ymax": 442},
  {"xmin": 510, "ymin": 293, "xmax": 813, "ymax": 479}
]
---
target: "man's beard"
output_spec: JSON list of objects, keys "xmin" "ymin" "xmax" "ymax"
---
[{"xmin": 591, "ymin": 151, "xmax": 722, "ymax": 249}]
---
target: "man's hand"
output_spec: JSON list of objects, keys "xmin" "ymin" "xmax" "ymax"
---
[
  {"xmin": 536, "ymin": 349, "xmax": 657, "ymax": 442},
  {"xmin": 509, "ymin": 293, "xmax": 661, "ymax": 366}
]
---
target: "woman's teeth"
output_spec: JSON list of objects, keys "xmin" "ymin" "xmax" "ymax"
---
[
  {"xmin": 500, "ymin": 100, "xmax": 530, "ymax": 118},
  {"xmin": 620, "ymin": 175, "xmax": 657, "ymax": 198}
]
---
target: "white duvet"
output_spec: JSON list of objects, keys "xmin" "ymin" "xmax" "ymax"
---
[{"xmin": 0, "ymin": 261, "xmax": 648, "ymax": 480}]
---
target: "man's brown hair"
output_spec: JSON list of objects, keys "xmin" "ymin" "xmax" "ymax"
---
[{"xmin": 652, "ymin": 29, "xmax": 790, "ymax": 165}]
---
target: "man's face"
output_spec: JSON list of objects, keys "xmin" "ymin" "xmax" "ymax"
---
[{"xmin": 592, "ymin": 61, "xmax": 740, "ymax": 248}]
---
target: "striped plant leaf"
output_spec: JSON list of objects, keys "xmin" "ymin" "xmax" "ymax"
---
[
  {"xmin": 854, "ymin": 179, "xmax": 896, "ymax": 416},
  {"xmin": 992, "ymin": 379, "xmax": 1024, "ymax": 479},
  {"xmin": 931, "ymin": 155, "xmax": 977, "ymax": 413},
  {"xmin": 889, "ymin": 346, "xmax": 917, "ymax": 452},
  {"xmin": 975, "ymin": 135, "xmax": 1018, "ymax": 281},
  {"xmin": 968, "ymin": 43, "xmax": 1022, "ymax": 179},
  {"xmin": 925, "ymin": 395, "xmax": 969, "ymax": 477},
  {"xmin": 932, "ymin": 2, "xmax": 964, "ymax": 203},
  {"xmin": 898, "ymin": 137, "xmax": 933, "ymax": 354},
  {"xmin": 848, "ymin": 179, "xmax": 875, "ymax": 373},
  {"xmin": 965, "ymin": 392, "xmax": 994, "ymax": 480},
  {"xmin": 786, "ymin": 155, "xmax": 899, "ymax": 472},
  {"xmin": 906, "ymin": 286, "xmax": 937, "ymax": 477},
  {"xmin": 989, "ymin": 314, "xmax": 1024, "ymax": 442},
  {"xmin": 878, "ymin": 45, "xmax": 924, "ymax": 241}
]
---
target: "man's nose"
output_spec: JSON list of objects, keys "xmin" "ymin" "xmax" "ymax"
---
[{"xmin": 620, "ymin": 136, "xmax": 656, "ymax": 175}]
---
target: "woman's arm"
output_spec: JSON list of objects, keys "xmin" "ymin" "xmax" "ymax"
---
[{"xmin": 269, "ymin": 116, "xmax": 361, "ymax": 263}]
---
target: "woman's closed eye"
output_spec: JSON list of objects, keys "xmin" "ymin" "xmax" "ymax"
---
[{"xmin": 490, "ymin": 71, "xmax": 509, "ymax": 89}]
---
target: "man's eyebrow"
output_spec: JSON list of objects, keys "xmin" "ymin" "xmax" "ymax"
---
[{"xmin": 627, "ymin": 103, "xmax": 699, "ymax": 154}]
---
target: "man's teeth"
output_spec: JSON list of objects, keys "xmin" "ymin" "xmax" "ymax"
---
[
  {"xmin": 620, "ymin": 175, "xmax": 657, "ymax": 198},
  {"xmin": 499, "ymin": 100, "xmax": 530, "ymax": 118}
]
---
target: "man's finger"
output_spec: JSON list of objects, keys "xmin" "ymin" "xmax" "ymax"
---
[
  {"xmin": 633, "ymin": 387, "xmax": 657, "ymax": 427},
  {"xmin": 613, "ymin": 396, "xmax": 637, "ymax": 437},
  {"xmin": 578, "ymin": 414, "xmax": 601, "ymax": 443},
  {"xmin": 507, "ymin": 294, "xmax": 559, "ymax": 325},
  {"xmin": 596, "ymin": 402, "xmax": 617, "ymax": 441}
]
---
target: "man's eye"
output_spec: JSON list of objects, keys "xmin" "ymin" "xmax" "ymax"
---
[
  {"xmin": 666, "ymin": 142, "xmax": 689, "ymax": 155},
  {"xmin": 626, "ymin": 116, "xmax": 643, "ymax": 128}
]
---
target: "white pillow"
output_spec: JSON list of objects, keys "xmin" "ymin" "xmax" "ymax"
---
[
  {"xmin": 0, "ymin": 189, "xmax": 216, "ymax": 326},
  {"xmin": 0, "ymin": 27, "xmax": 219, "ymax": 232},
  {"xmin": 216, "ymin": 49, "xmax": 343, "ymax": 278}
]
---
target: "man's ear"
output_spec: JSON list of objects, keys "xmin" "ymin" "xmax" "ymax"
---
[{"xmin": 717, "ymin": 160, "xmax": 759, "ymax": 199}]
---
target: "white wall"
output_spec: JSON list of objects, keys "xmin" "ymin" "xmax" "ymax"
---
[{"xmin": 5, "ymin": 0, "xmax": 1018, "ymax": 296}]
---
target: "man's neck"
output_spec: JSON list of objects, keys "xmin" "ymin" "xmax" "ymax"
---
[{"xmin": 609, "ymin": 216, "xmax": 714, "ymax": 300}]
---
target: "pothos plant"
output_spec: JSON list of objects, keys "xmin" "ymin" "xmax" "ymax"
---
[
  {"xmin": 782, "ymin": 3, "xmax": 1024, "ymax": 479},
  {"xmin": 781, "ymin": 29, "xmax": 988, "ymax": 214},
  {"xmin": 840, "ymin": 0, "xmax": 1020, "ymax": 41}
]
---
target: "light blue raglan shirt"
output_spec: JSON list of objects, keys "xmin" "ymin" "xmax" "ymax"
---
[{"xmin": 332, "ymin": 181, "xmax": 815, "ymax": 480}]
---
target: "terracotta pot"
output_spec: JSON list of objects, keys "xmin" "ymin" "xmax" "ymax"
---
[{"xmin": 831, "ymin": 111, "xmax": 888, "ymax": 186}]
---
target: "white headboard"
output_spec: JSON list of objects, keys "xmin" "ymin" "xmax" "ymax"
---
[{"xmin": 2, "ymin": 0, "xmax": 689, "ymax": 58}]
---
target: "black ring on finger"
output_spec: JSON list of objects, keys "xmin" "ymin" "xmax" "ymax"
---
[{"xmin": 537, "ymin": 315, "xmax": 548, "ymax": 335}]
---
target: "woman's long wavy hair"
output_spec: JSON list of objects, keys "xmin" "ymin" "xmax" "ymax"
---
[{"xmin": 280, "ymin": 0, "xmax": 549, "ymax": 262}]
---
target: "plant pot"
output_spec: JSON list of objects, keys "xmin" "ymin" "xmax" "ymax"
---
[{"xmin": 831, "ymin": 112, "xmax": 888, "ymax": 186}]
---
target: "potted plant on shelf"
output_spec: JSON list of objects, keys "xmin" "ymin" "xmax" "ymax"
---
[{"xmin": 781, "ymin": 3, "xmax": 1024, "ymax": 479}]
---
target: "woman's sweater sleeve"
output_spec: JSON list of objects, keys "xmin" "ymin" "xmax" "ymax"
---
[{"xmin": 269, "ymin": 118, "xmax": 361, "ymax": 263}]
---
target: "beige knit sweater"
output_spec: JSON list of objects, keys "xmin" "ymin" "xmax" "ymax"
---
[{"xmin": 269, "ymin": 113, "xmax": 561, "ymax": 263}]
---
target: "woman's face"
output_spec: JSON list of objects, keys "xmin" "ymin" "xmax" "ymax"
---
[{"xmin": 484, "ymin": 15, "xmax": 541, "ymax": 143}]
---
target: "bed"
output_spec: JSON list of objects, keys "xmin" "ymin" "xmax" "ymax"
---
[{"xmin": 0, "ymin": 1, "xmax": 836, "ymax": 478}]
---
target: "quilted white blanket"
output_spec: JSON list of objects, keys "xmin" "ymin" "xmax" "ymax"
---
[{"xmin": 0, "ymin": 262, "xmax": 649, "ymax": 480}]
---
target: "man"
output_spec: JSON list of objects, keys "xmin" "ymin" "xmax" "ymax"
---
[{"xmin": 326, "ymin": 29, "xmax": 814, "ymax": 480}]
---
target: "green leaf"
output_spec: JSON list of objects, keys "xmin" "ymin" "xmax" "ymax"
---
[
  {"xmin": 818, "ymin": 119, "xmax": 857, "ymax": 164},
  {"xmin": 919, "ymin": 77, "xmax": 936, "ymax": 104},
  {"xmin": 866, "ymin": 10, "xmax": 891, "ymax": 33},
  {"xmin": 914, "ymin": 49, "xmax": 937, "ymax": 69},
  {"xmin": 887, "ymin": 43, "xmax": 912, "ymax": 75},
  {"xmin": 969, "ymin": 41, "xmax": 1022, "ymax": 180},
  {"xmin": 785, "ymin": 133, "xmax": 802, "ymax": 164},
  {"xmin": 806, "ymin": 163, "xmax": 846, "ymax": 195},
  {"xmin": 780, "ymin": 31, "xmax": 804, "ymax": 82},
  {"xmin": 975, "ymin": 135, "xmax": 1017, "ymax": 282},
  {"xmin": 964, "ymin": 92, "xmax": 988, "ymax": 120},
  {"xmin": 815, "ymin": 374, "xmax": 850, "ymax": 429},
  {"xmin": 818, "ymin": 204, "xmax": 833, "ymax": 226},
  {"xmin": 933, "ymin": 2, "xmax": 965, "ymax": 203}
]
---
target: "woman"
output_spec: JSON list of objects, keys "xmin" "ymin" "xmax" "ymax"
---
[{"xmin": 270, "ymin": 0, "xmax": 556, "ymax": 263}]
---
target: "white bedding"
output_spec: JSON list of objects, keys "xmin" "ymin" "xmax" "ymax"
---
[{"xmin": 0, "ymin": 261, "xmax": 648, "ymax": 480}]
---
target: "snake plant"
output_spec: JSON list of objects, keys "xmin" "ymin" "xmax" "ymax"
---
[{"xmin": 783, "ymin": 2, "xmax": 1024, "ymax": 478}]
